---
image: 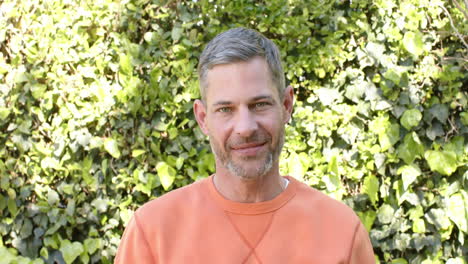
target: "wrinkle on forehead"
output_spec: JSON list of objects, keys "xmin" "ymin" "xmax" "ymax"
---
[{"xmin": 204, "ymin": 57, "xmax": 279, "ymax": 106}]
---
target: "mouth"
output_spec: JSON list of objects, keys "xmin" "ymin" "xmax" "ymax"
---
[{"xmin": 230, "ymin": 142, "xmax": 267, "ymax": 156}]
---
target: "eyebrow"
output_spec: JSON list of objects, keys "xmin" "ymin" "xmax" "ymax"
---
[
  {"xmin": 212, "ymin": 100, "xmax": 232, "ymax": 107},
  {"xmin": 211, "ymin": 95, "xmax": 275, "ymax": 108},
  {"xmin": 251, "ymin": 95, "xmax": 274, "ymax": 102}
]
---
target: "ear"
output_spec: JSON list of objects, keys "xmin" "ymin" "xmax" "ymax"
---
[
  {"xmin": 194, "ymin": 99, "xmax": 209, "ymax": 135},
  {"xmin": 282, "ymin": 85, "xmax": 294, "ymax": 124}
]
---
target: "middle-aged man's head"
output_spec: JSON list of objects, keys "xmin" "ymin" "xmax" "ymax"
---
[{"xmin": 193, "ymin": 27, "xmax": 294, "ymax": 181}]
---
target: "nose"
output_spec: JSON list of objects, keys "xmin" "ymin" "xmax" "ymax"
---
[{"xmin": 233, "ymin": 106, "xmax": 258, "ymax": 137}]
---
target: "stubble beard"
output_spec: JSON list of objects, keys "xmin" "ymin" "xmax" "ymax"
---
[
  {"xmin": 210, "ymin": 128, "xmax": 285, "ymax": 180},
  {"xmin": 226, "ymin": 152, "xmax": 273, "ymax": 180}
]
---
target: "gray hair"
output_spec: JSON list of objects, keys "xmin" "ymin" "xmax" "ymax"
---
[{"xmin": 197, "ymin": 27, "xmax": 285, "ymax": 101}]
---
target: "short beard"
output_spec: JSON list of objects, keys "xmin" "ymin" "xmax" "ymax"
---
[
  {"xmin": 210, "ymin": 128, "xmax": 284, "ymax": 180},
  {"xmin": 225, "ymin": 152, "xmax": 274, "ymax": 180}
]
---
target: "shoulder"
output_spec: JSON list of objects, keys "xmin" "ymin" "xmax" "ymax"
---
[
  {"xmin": 288, "ymin": 177, "xmax": 361, "ymax": 223},
  {"xmin": 135, "ymin": 177, "xmax": 209, "ymax": 222},
  {"xmin": 121, "ymin": 177, "xmax": 212, "ymax": 246},
  {"xmin": 284, "ymin": 177, "xmax": 366, "ymax": 247}
]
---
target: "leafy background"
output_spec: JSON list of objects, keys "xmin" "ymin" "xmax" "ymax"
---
[{"xmin": 0, "ymin": 0, "xmax": 467, "ymax": 263}]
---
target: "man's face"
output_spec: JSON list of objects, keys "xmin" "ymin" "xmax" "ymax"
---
[{"xmin": 194, "ymin": 57, "xmax": 293, "ymax": 180}]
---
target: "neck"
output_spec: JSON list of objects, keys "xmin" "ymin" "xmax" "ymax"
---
[{"xmin": 213, "ymin": 165, "xmax": 286, "ymax": 203}]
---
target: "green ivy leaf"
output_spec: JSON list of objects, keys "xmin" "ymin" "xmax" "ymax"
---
[
  {"xmin": 446, "ymin": 257, "xmax": 467, "ymax": 264},
  {"xmin": 0, "ymin": 247, "xmax": 16, "ymax": 264},
  {"xmin": 288, "ymin": 152, "xmax": 308, "ymax": 181},
  {"xmin": 345, "ymin": 80, "xmax": 366, "ymax": 103},
  {"xmin": 447, "ymin": 193, "xmax": 467, "ymax": 233},
  {"xmin": 379, "ymin": 123, "xmax": 400, "ymax": 151},
  {"xmin": 397, "ymin": 132, "xmax": 424, "ymax": 164},
  {"xmin": 143, "ymin": 32, "xmax": 156, "ymax": 43},
  {"xmin": 365, "ymin": 42, "xmax": 385, "ymax": 61},
  {"xmin": 327, "ymin": 155, "xmax": 339, "ymax": 177},
  {"xmin": 403, "ymin": 31, "xmax": 424, "ymax": 57},
  {"xmin": 132, "ymin": 149, "xmax": 146, "ymax": 158},
  {"xmin": 428, "ymin": 104, "xmax": 449, "ymax": 123},
  {"xmin": 425, "ymin": 208, "xmax": 451, "ymax": 230},
  {"xmin": 378, "ymin": 204, "xmax": 395, "ymax": 224},
  {"xmin": 400, "ymin": 109, "xmax": 422, "ymax": 130},
  {"xmin": 44, "ymin": 236, "xmax": 59, "ymax": 249},
  {"xmin": 412, "ymin": 218, "xmax": 426, "ymax": 233},
  {"xmin": 120, "ymin": 209, "xmax": 134, "ymax": 226},
  {"xmin": 20, "ymin": 219, "xmax": 33, "ymax": 238},
  {"xmin": 461, "ymin": 112, "xmax": 468, "ymax": 126},
  {"xmin": 384, "ymin": 69, "xmax": 400, "ymax": 85},
  {"xmin": 60, "ymin": 240, "xmax": 84, "ymax": 264},
  {"xmin": 66, "ymin": 199, "xmax": 75, "ymax": 216},
  {"xmin": 47, "ymin": 189, "xmax": 59, "ymax": 206},
  {"xmin": 104, "ymin": 138, "xmax": 121, "ymax": 159},
  {"xmin": 84, "ymin": 238, "xmax": 101, "ymax": 255},
  {"xmin": 91, "ymin": 198, "xmax": 108, "ymax": 213},
  {"xmin": 444, "ymin": 136, "xmax": 464, "ymax": 157},
  {"xmin": 391, "ymin": 258, "xmax": 409, "ymax": 264},
  {"xmin": 156, "ymin": 162, "xmax": 176, "ymax": 190},
  {"xmin": 1, "ymin": 175, "xmax": 9, "ymax": 190},
  {"xmin": 358, "ymin": 210, "xmax": 377, "ymax": 231},
  {"xmin": 30, "ymin": 84, "xmax": 47, "ymax": 99},
  {"xmin": 80, "ymin": 253, "xmax": 90, "ymax": 264},
  {"xmin": 0, "ymin": 107, "xmax": 9, "ymax": 120},
  {"xmin": 7, "ymin": 198, "xmax": 17, "ymax": 217},
  {"xmin": 119, "ymin": 54, "xmax": 132, "ymax": 75},
  {"xmin": 362, "ymin": 174, "xmax": 379, "ymax": 206},
  {"xmin": 41, "ymin": 157, "xmax": 60, "ymax": 170},
  {"xmin": 409, "ymin": 205, "xmax": 424, "ymax": 220},
  {"xmin": 0, "ymin": 195, "xmax": 6, "ymax": 212},
  {"xmin": 316, "ymin": 88, "xmax": 343, "ymax": 106},
  {"xmin": 323, "ymin": 155, "xmax": 341, "ymax": 192},
  {"xmin": 426, "ymin": 122, "xmax": 444, "ymax": 140},
  {"xmin": 176, "ymin": 157, "xmax": 184, "ymax": 170},
  {"xmin": 397, "ymin": 164, "xmax": 421, "ymax": 190},
  {"xmin": 7, "ymin": 188, "xmax": 16, "ymax": 199},
  {"xmin": 40, "ymin": 247, "xmax": 49, "ymax": 259},
  {"xmin": 424, "ymin": 150, "xmax": 458, "ymax": 176},
  {"xmin": 171, "ymin": 27, "xmax": 183, "ymax": 42}
]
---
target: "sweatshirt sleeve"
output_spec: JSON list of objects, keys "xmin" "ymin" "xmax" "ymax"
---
[
  {"xmin": 114, "ymin": 212, "xmax": 156, "ymax": 264},
  {"xmin": 348, "ymin": 222, "xmax": 375, "ymax": 264}
]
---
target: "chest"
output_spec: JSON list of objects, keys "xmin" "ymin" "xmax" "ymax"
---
[{"xmin": 153, "ymin": 210, "xmax": 352, "ymax": 264}]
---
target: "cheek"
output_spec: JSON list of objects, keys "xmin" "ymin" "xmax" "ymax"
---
[
  {"xmin": 207, "ymin": 118, "xmax": 231, "ymax": 144},
  {"xmin": 260, "ymin": 112, "xmax": 282, "ymax": 130}
]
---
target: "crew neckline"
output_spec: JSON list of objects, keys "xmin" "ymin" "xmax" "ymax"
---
[{"xmin": 205, "ymin": 175, "xmax": 297, "ymax": 215}]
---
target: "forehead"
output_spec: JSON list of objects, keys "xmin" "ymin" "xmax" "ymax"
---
[{"xmin": 205, "ymin": 57, "xmax": 278, "ymax": 104}]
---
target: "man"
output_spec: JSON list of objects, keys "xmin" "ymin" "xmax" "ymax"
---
[{"xmin": 115, "ymin": 27, "xmax": 375, "ymax": 263}]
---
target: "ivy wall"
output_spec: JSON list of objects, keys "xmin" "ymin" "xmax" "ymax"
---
[{"xmin": 0, "ymin": 0, "xmax": 467, "ymax": 263}]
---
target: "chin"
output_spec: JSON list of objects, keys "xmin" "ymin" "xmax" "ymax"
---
[{"xmin": 227, "ymin": 155, "xmax": 273, "ymax": 180}]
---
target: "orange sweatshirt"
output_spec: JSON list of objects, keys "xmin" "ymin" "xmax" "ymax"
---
[{"xmin": 115, "ymin": 176, "xmax": 375, "ymax": 263}]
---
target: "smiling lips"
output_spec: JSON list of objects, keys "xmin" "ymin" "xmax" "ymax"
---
[{"xmin": 230, "ymin": 142, "xmax": 267, "ymax": 156}]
